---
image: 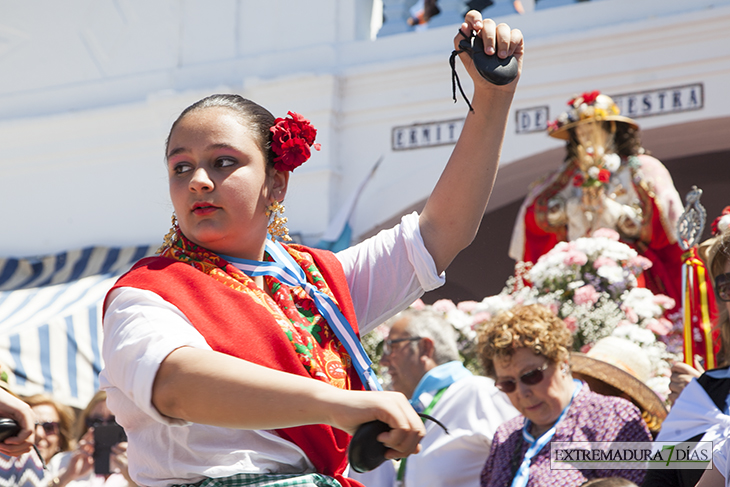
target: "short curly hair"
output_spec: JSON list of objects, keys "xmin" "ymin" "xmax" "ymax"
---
[{"xmin": 478, "ymin": 303, "xmax": 573, "ymax": 379}]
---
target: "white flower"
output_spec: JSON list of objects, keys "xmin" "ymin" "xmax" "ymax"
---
[
  {"xmin": 604, "ymin": 153, "xmax": 621, "ymax": 172},
  {"xmin": 478, "ymin": 294, "xmax": 518, "ymax": 316},
  {"xmin": 588, "ymin": 166, "xmax": 600, "ymax": 179},
  {"xmin": 596, "ymin": 265, "xmax": 625, "ymax": 283},
  {"xmin": 719, "ymin": 214, "xmax": 730, "ymax": 234},
  {"xmin": 646, "ymin": 376, "xmax": 670, "ymax": 399},
  {"xmin": 612, "ymin": 324, "xmax": 656, "ymax": 346},
  {"xmin": 445, "ymin": 309, "xmax": 475, "ymax": 338},
  {"xmin": 622, "ymin": 288, "xmax": 663, "ymax": 320}
]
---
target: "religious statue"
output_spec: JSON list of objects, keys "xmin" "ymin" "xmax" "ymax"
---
[{"xmin": 509, "ymin": 91, "xmax": 686, "ymax": 312}]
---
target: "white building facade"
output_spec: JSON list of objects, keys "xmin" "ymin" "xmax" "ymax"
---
[{"xmin": 1, "ymin": 0, "xmax": 728, "ymax": 258}]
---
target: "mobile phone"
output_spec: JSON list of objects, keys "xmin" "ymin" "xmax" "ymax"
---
[
  {"xmin": 0, "ymin": 418, "xmax": 20, "ymax": 442},
  {"xmin": 93, "ymin": 421, "xmax": 127, "ymax": 475}
]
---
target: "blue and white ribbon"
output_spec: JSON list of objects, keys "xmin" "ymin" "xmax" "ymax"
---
[
  {"xmin": 221, "ymin": 238, "xmax": 382, "ymax": 391},
  {"xmin": 511, "ymin": 379, "xmax": 582, "ymax": 487}
]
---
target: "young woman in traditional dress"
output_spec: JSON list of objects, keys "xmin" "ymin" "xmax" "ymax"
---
[{"xmin": 100, "ymin": 11, "xmax": 523, "ymax": 487}]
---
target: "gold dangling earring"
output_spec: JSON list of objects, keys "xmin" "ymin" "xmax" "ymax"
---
[
  {"xmin": 266, "ymin": 200, "xmax": 292, "ymax": 242},
  {"xmin": 157, "ymin": 213, "xmax": 180, "ymax": 254}
]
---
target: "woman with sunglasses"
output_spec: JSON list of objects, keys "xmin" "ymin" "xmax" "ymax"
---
[
  {"xmin": 477, "ymin": 304, "xmax": 651, "ymax": 487},
  {"xmin": 43, "ymin": 391, "xmax": 136, "ymax": 487},
  {"xmin": 24, "ymin": 394, "xmax": 75, "ymax": 468}
]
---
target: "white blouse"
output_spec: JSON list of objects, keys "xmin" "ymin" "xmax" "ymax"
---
[{"xmin": 99, "ymin": 212, "xmax": 445, "ymax": 487}]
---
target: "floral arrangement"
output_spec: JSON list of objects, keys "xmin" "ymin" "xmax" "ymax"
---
[
  {"xmin": 477, "ymin": 229, "xmax": 679, "ymax": 398},
  {"xmin": 547, "ymin": 90, "xmax": 621, "ymax": 136},
  {"xmin": 571, "ymin": 152, "xmax": 623, "ymax": 188},
  {"xmin": 270, "ymin": 111, "xmax": 321, "ymax": 172},
  {"xmin": 360, "ymin": 229, "xmax": 681, "ymax": 399}
]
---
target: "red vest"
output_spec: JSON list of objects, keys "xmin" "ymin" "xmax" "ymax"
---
[{"xmin": 104, "ymin": 245, "xmax": 364, "ymax": 486}]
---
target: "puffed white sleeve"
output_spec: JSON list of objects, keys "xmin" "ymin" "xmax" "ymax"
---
[
  {"xmin": 100, "ymin": 286, "xmax": 213, "ymax": 425},
  {"xmin": 335, "ymin": 212, "xmax": 445, "ymax": 334}
]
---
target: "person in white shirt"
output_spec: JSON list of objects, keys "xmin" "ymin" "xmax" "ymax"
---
[{"xmin": 350, "ymin": 307, "xmax": 519, "ymax": 487}]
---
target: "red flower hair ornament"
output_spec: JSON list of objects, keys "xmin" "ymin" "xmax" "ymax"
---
[{"xmin": 270, "ymin": 111, "xmax": 321, "ymax": 172}]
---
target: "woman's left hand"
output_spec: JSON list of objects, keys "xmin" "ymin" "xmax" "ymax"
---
[
  {"xmin": 420, "ymin": 11, "xmax": 523, "ymax": 273},
  {"xmin": 453, "ymin": 11, "xmax": 524, "ymax": 93}
]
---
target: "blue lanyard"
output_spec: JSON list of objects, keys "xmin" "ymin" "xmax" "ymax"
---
[
  {"xmin": 221, "ymin": 238, "xmax": 382, "ymax": 391},
  {"xmin": 510, "ymin": 379, "xmax": 582, "ymax": 487}
]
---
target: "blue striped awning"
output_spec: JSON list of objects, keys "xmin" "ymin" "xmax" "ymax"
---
[{"xmin": 0, "ymin": 245, "xmax": 154, "ymax": 408}]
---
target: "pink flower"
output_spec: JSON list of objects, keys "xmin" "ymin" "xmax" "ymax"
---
[
  {"xmin": 646, "ymin": 318, "xmax": 673, "ymax": 336},
  {"xmin": 457, "ymin": 300, "xmax": 479, "ymax": 313},
  {"xmin": 372, "ymin": 323, "xmax": 391, "ymax": 340},
  {"xmin": 410, "ymin": 298, "xmax": 426, "ymax": 310},
  {"xmin": 580, "ymin": 344, "xmax": 593, "ymax": 353},
  {"xmin": 470, "ymin": 312, "xmax": 492, "ymax": 327},
  {"xmin": 591, "ymin": 228, "xmax": 620, "ymax": 241},
  {"xmin": 574, "ymin": 284, "xmax": 600, "ymax": 306},
  {"xmin": 563, "ymin": 316, "xmax": 578, "ymax": 333},
  {"xmin": 553, "ymin": 241, "xmax": 571, "ymax": 253},
  {"xmin": 628, "ymin": 256, "xmax": 653, "ymax": 271},
  {"xmin": 621, "ymin": 304, "xmax": 639, "ymax": 324},
  {"xmin": 547, "ymin": 302, "xmax": 560, "ymax": 315},
  {"xmin": 563, "ymin": 250, "xmax": 588, "ymax": 267},
  {"xmin": 432, "ymin": 299, "xmax": 456, "ymax": 313},
  {"xmin": 593, "ymin": 256, "xmax": 618, "ymax": 269},
  {"xmin": 617, "ymin": 320, "xmax": 633, "ymax": 327},
  {"xmin": 652, "ymin": 294, "xmax": 676, "ymax": 310}
]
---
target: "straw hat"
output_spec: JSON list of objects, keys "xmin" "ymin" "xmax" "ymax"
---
[
  {"xmin": 547, "ymin": 91, "xmax": 638, "ymax": 140},
  {"xmin": 571, "ymin": 336, "xmax": 667, "ymax": 433}
]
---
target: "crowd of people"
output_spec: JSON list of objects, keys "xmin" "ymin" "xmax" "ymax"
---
[
  {"xmin": 0, "ymin": 386, "xmax": 137, "ymax": 487},
  {"xmin": 0, "ymin": 7, "xmax": 727, "ymax": 487}
]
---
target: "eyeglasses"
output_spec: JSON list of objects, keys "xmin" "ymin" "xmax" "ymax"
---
[
  {"xmin": 716, "ymin": 273, "xmax": 730, "ymax": 302},
  {"xmin": 35, "ymin": 421, "xmax": 60, "ymax": 436},
  {"xmin": 495, "ymin": 362, "xmax": 550, "ymax": 393},
  {"xmin": 86, "ymin": 416, "xmax": 116, "ymax": 429},
  {"xmin": 382, "ymin": 337, "xmax": 422, "ymax": 356}
]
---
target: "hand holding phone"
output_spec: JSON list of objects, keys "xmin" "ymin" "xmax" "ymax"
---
[
  {"xmin": 0, "ymin": 389, "xmax": 36, "ymax": 456},
  {"xmin": 0, "ymin": 418, "xmax": 21, "ymax": 442},
  {"xmin": 93, "ymin": 422, "xmax": 127, "ymax": 475}
]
